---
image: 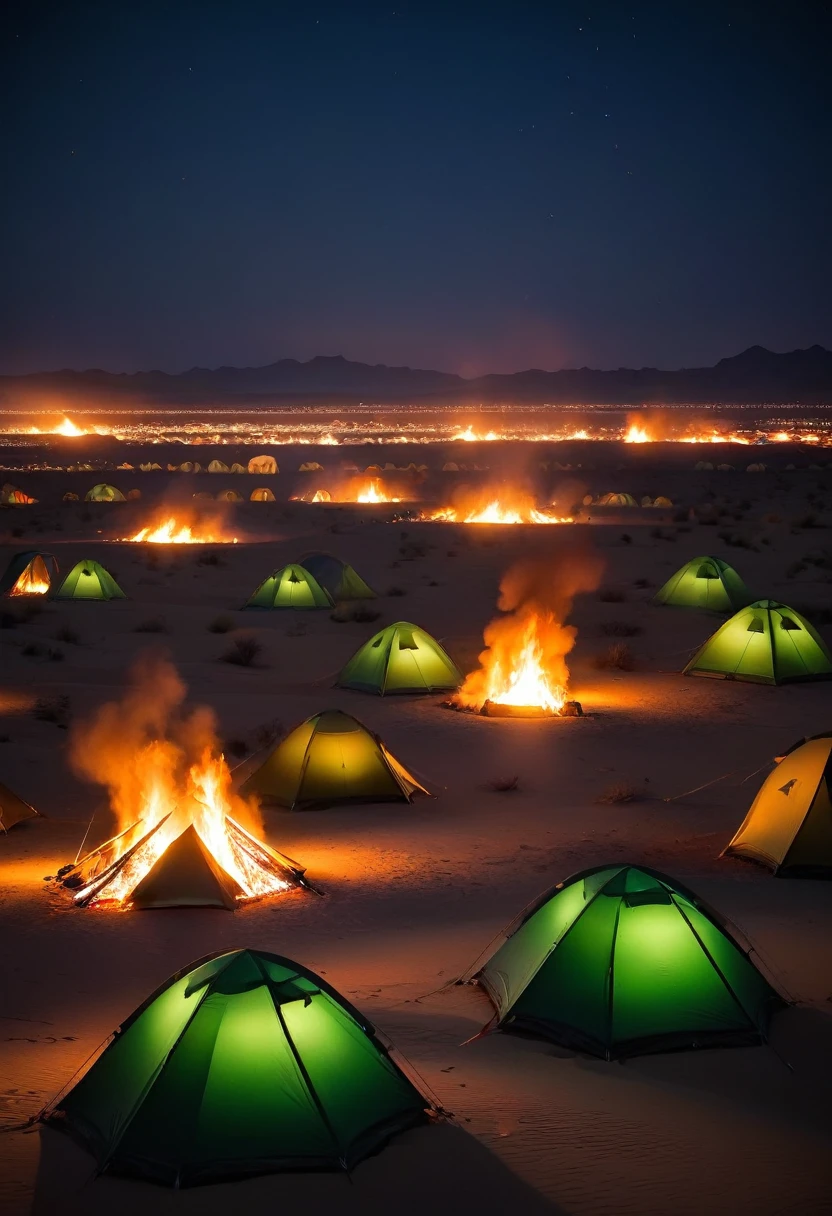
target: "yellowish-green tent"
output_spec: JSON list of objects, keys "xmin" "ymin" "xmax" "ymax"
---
[
  {"xmin": 240, "ymin": 710, "xmax": 430, "ymax": 810},
  {"xmin": 684, "ymin": 600, "xmax": 832, "ymax": 684},
  {"xmin": 723, "ymin": 734, "xmax": 832, "ymax": 876},
  {"xmin": 654, "ymin": 556, "xmax": 752, "ymax": 613},
  {"xmin": 337, "ymin": 621, "xmax": 461, "ymax": 695},
  {"xmin": 85, "ymin": 483, "xmax": 125, "ymax": 502},
  {"xmin": 245, "ymin": 564, "xmax": 332, "ymax": 610},
  {"xmin": 53, "ymin": 560, "xmax": 126, "ymax": 601}
]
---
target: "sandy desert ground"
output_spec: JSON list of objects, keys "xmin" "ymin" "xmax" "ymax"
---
[{"xmin": 1, "ymin": 444, "xmax": 831, "ymax": 1215}]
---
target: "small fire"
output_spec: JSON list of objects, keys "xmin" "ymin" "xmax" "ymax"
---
[
  {"xmin": 62, "ymin": 657, "xmax": 304, "ymax": 909},
  {"xmin": 452, "ymin": 425, "xmax": 499, "ymax": 442},
  {"xmin": 426, "ymin": 486, "xmax": 572, "ymax": 524},
  {"xmin": 455, "ymin": 553, "xmax": 603, "ymax": 715},
  {"xmin": 127, "ymin": 511, "xmax": 239, "ymax": 543},
  {"xmin": 624, "ymin": 423, "xmax": 652, "ymax": 444},
  {"xmin": 356, "ymin": 479, "xmax": 400, "ymax": 503},
  {"xmin": 56, "ymin": 417, "xmax": 84, "ymax": 437},
  {"xmin": 10, "ymin": 562, "xmax": 51, "ymax": 596}
]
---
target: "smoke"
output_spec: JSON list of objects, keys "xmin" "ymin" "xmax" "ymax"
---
[
  {"xmin": 458, "ymin": 543, "xmax": 604, "ymax": 708},
  {"xmin": 69, "ymin": 652, "xmax": 261, "ymax": 834}
]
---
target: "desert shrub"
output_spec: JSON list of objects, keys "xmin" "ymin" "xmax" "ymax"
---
[
  {"xmin": 47, "ymin": 647, "xmax": 65, "ymax": 662},
  {"xmin": 488, "ymin": 775, "xmax": 520, "ymax": 793},
  {"xmin": 650, "ymin": 527, "xmax": 676, "ymax": 542},
  {"xmin": 330, "ymin": 603, "xmax": 381, "ymax": 623},
  {"xmin": 21, "ymin": 642, "xmax": 43, "ymax": 656},
  {"xmin": 632, "ymin": 577, "xmax": 653, "ymax": 589},
  {"xmin": 598, "ymin": 587, "xmax": 627, "ymax": 603},
  {"xmin": 600, "ymin": 620, "xmax": 642, "ymax": 638},
  {"xmin": 55, "ymin": 625, "xmax": 80, "ymax": 645},
  {"xmin": 792, "ymin": 512, "xmax": 820, "ymax": 529},
  {"xmin": 32, "ymin": 695, "xmax": 70, "ymax": 727},
  {"xmin": 134, "ymin": 616, "xmax": 167, "ymax": 633},
  {"xmin": 593, "ymin": 642, "xmax": 635, "ymax": 671},
  {"xmin": 220, "ymin": 635, "xmax": 262, "ymax": 667},
  {"xmin": 598, "ymin": 781, "xmax": 642, "ymax": 804},
  {"xmin": 387, "ymin": 585, "xmax": 406, "ymax": 597},
  {"xmin": 196, "ymin": 550, "xmax": 223, "ymax": 566},
  {"xmin": 620, "ymin": 533, "xmax": 632, "ymax": 545},
  {"xmin": 208, "ymin": 614, "xmax": 236, "ymax": 634}
]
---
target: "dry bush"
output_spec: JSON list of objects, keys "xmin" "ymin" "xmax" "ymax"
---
[
  {"xmin": 650, "ymin": 527, "xmax": 676, "ymax": 542},
  {"xmin": 598, "ymin": 587, "xmax": 627, "ymax": 603},
  {"xmin": 55, "ymin": 625, "xmax": 80, "ymax": 645},
  {"xmin": 21, "ymin": 642, "xmax": 43, "ymax": 657},
  {"xmin": 48, "ymin": 648, "xmax": 65, "ymax": 662},
  {"xmin": 32, "ymin": 695, "xmax": 71, "ymax": 728},
  {"xmin": 792, "ymin": 512, "xmax": 821, "ymax": 529},
  {"xmin": 330, "ymin": 603, "xmax": 381, "ymax": 624},
  {"xmin": 600, "ymin": 620, "xmax": 642, "ymax": 638},
  {"xmin": 253, "ymin": 718, "xmax": 283, "ymax": 749},
  {"xmin": 488, "ymin": 775, "xmax": 520, "ymax": 793},
  {"xmin": 134, "ymin": 617, "xmax": 167, "ymax": 633},
  {"xmin": 619, "ymin": 533, "xmax": 632, "ymax": 545},
  {"xmin": 633, "ymin": 577, "xmax": 653, "ymax": 589},
  {"xmin": 196, "ymin": 550, "xmax": 224, "ymax": 566},
  {"xmin": 593, "ymin": 642, "xmax": 635, "ymax": 671},
  {"xmin": 220, "ymin": 635, "xmax": 263, "ymax": 667},
  {"xmin": 387, "ymin": 585, "xmax": 406, "ymax": 597},
  {"xmin": 598, "ymin": 781, "xmax": 642, "ymax": 804},
  {"xmin": 208, "ymin": 614, "xmax": 236, "ymax": 634}
]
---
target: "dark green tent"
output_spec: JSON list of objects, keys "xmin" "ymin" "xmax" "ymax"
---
[
  {"xmin": 42, "ymin": 948, "xmax": 433, "ymax": 1185},
  {"xmin": 654, "ymin": 556, "xmax": 752, "ymax": 613},
  {"xmin": 684, "ymin": 599, "xmax": 832, "ymax": 684},
  {"xmin": 299, "ymin": 553, "xmax": 375, "ymax": 600},
  {"xmin": 245, "ymin": 563, "xmax": 333, "ymax": 610},
  {"xmin": 0, "ymin": 551, "xmax": 58, "ymax": 596},
  {"xmin": 337, "ymin": 621, "xmax": 462, "ymax": 695},
  {"xmin": 463, "ymin": 863, "xmax": 783, "ymax": 1059},
  {"xmin": 53, "ymin": 560, "xmax": 126, "ymax": 601}
]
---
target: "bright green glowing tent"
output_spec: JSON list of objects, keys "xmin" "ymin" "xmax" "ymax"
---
[
  {"xmin": 463, "ymin": 863, "xmax": 783, "ymax": 1059},
  {"xmin": 84, "ymin": 483, "xmax": 126, "ymax": 503},
  {"xmin": 245, "ymin": 563, "xmax": 333, "ymax": 610},
  {"xmin": 0, "ymin": 551, "xmax": 58, "ymax": 596},
  {"xmin": 684, "ymin": 599, "xmax": 832, "ymax": 684},
  {"xmin": 337, "ymin": 621, "xmax": 462, "ymax": 695},
  {"xmin": 53, "ymin": 560, "xmax": 126, "ymax": 601},
  {"xmin": 299, "ymin": 553, "xmax": 376, "ymax": 600},
  {"xmin": 722, "ymin": 733, "xmax": 832, "ymax": 877},
  {"xmin": 654, "ymin": 555, "xmax": 752, "ymax": 613},
  {"xmin": 240, "ymin": 709, "xmax": 430, "ymax": 810},
  {"xmin": 42, "ymin": 948, "xmax": 433, "ymax": 1185}
]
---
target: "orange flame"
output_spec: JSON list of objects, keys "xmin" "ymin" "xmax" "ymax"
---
[
  {"xmin": 356, "ymin": 479, "xmax": 400, "ymax": 503},
  {"xmin": 10, "ymin": 561, "xmax": 51, "ymax": 595},
  {"xmin": 456, "ymin": 552, "xmax": 603, "ymax": 713},
  {"xmin": 452, "ymin": 425, "xmax": 499, "ymax": 442},
  {"xmin": 427, "ymin": 485, "xmax": 572, "ymax": 524},
  {"xmin": 127, "ymin": 509, "xmax": 239, "ymax": 543}
]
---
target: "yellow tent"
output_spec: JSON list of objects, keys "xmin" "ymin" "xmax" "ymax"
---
[
  {"xmin": 250, "ymin": 487, "xmax": 276, "ymax": 502},
  {"xmin": 723, "ymin": 734, "xmax": 832, "ymax": 876}
]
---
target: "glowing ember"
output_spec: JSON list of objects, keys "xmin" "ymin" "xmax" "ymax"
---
[
  {"xmin": 10, "ymin": 563, "xmax": 51, "ymax": 595},
  {"xmin": 127, "ymin": 513, "xmax": 239, "ymax": 543}
]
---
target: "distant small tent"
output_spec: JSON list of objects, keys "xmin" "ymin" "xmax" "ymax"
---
[
  {"xmin": 230, "ymin": 463, "xmax": 246, "ymax": 474},
  {"xmin": 722, "ymin": 733, "xmax": 832, "ymax": 877},
  {"xmin": 0, "ymin": 551, "xmax": 58, "ymax": 597},
  {"xmin": 461, "ymin": 863, "xmax": 783, "ymax": 1059},
  {"xmin": 250, "ymin": 487, "xmax": 276, "ymax": 502},
  {"xmin": 245, "ymin": 564, "xmax": 333, "ymax": 610},
  {"xmin": 684, "ymin": 600, "xmax": 832, "ymax": 684},
  {"xmin": 85, "ymin": 483, "xmax": 125, "ymax": 503},
  {"xmin": 240, "ymin": 710, "xmax": 430, "ymax": 810},
  {"xmin": 717, "ymin": 464, "xmax": 734, "ymax": 472},
  {"xmin": 292, "ymin": 488, "xmax": 332, "ymax": 503},
  {"xmin": 695, "ymin": 461, "xmax": 714, "ymax": 471},
  {"xmin": 653, "ymin": 495, "xmax": 673, "ymax": 507},
  {"xmin": 41, "ymin": 947, "xmax": 433, "ymax": 1185},
  {"xmin": 126, "ymin": 488, "xmax": 142, "ymax": 500},
  {"xmin": 63, "ymin": 491, "xmax": 79, "ymax": 502},
  {"xmin": 0, "ymin": 781, "xmax": 40, "ymax": 831},
  {"xmin": 299, "ymin": 461, "xmax": 324, "ymax": 472},
  {"xmin": 597, "ymin": 492, "xmax": 637, "ymax": 507},
  {"xmin": 208, "ymin": 459, "xmax": 229, "ymax": 473},
  {"xmin": 338, "ymin": 622, "xmax": 462, "ymax": 695},
  {"xmin": 746, "ymin": 463, "xmax": 767, "ymax": 473},
  {"xmin": 299, "ymin": 553, "xmax": 375, "ymax": 601},
  {"xmin": 442, "ymin": 461, "xmax": 459, "ymax": 472},
  {"xmin": 654, "ymin": 556, "xmax": 752, "ymax": 613},
  {"xmin": 640, "ymin": 495, "xmax": 653, "ymax": 507},
  {"xmin": 216, "ymin": 489, "xmax": 244, "ymax": 502},
  {"xmin": 53, "ymin": 560, "xmax": 126, "ymax": 601},
  {"xmin": 248, "ymin": 454, "xmax": 278, "ymax": 475}
]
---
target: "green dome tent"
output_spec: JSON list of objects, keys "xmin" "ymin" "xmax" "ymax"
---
[
  {"xmin": 84, "ymin": 483, "xmax": 126, "ymax": 502},
  {"xmin": 240, "ymin": 709, "xmax": 430, "ymax": 810},
  {"xmin": 0, "ymin": 551, "xmax": 58, "ymax": 596},
  {"xmin": 53, "ymin": 560, "xmax": 126, "ymax": 601},
  {"xmin": 722, "ymin": 733, "xmax": 832, "ymax": 877},
  {"xmin": 684, "ymin": 600, "xmax": 832, "ymax": 684},
  {"xmin": 463, "ymin": 863, "xmax": 783, "ymax": 1060},
  {"xmin": 299, "ymin": 553, "xmax": 376, "ymax": 601},
  {"xmin": 654, "ymin": 555, "xmax": 752, "ymax": 613},
  {"xmin": 337, "ymin": 621, "xmax": 462, "ymax": 695},
  {"xmin": 41, "ymin": 948, "xmax": 433, "ymax": 1185},
  {"xmin": 245, "ymin": 564, "xmax": 333, "ymax": 610}
]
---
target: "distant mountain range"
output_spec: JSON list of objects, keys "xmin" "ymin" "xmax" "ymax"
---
[{"xmin": 2, "ymin": 345, "xmax": 831, "ymax": 406}]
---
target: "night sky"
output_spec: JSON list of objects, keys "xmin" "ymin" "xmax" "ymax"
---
[{"xmin": 2, "ymin": 1, "xmax": 830, "ymax": 376}]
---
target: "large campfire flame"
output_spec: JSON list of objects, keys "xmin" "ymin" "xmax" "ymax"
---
[
  {"xmin": 127, "ymin": 510, "xmax": 239, "ymax": 543},
  {"xmin": 455, "ymin": 554, "xmax": 603, "ymax": 715},
  {"xmin": 62, "ymin": 656, "xmax": 303, "ymax": 909},
  {"xmin": 356, "ymin": 479, "xmax": 400, "ymax": 503}
]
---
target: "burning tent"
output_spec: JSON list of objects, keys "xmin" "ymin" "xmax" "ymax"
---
[
  {"xmin": 250, "ymin": 486, "xmax": 276, "ymax": 501},
  {"xmin": 460, "ymin": 864, "xmax": 784, "ymax": 1059},
  {"xmin": 0, "ymin": 781, "xmax": 40, "ymax": 831},
  {"xmin": 248, "ymin": 454, "xmax": 278, "ymax": 474},
  {"xmin": 0, "ymin": 551, "xmax": 58, "ymax": 597},
  {"xmin": 239, "ymin": 710, "xmax": 430, "ymax": 810},
  {"xmin": 337, "ymin": 621, "xmax": 462, "ymax": 695},
  {"xmin": 53, "ymin": 560, "xmax": 126, "ymax": 601},
  {"xmin": 245, "ymin": 564, "xmax": 333, "ymax": 610},
  {"xmin": 85, "ymin": 483, "xmax": 125, "ymax": 502},
  {"xmin": 40, "ymin": 947, "xmax": 435, "ymax": 1184},
  {"xmin": 0, "ymin": 483, "xmax": 38, "ymax": 505},
  {"xmin": 298, "ymin": 553, "xmax": 376, "ymax": 600}
]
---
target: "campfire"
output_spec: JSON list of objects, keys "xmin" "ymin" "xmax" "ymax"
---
[
  {"xmin": 125, "ymin": 509, "xmax": 239, "ymax": 543},
  {"xmin": 58, "ymin": 657, "xmax": 307, "ymax": 909},
  {"xmin": 356, "ymin": 479, "xmax": 401, "ymax": 504},
  {"xmin": 423, "ymin": 486, "xmax": 572, "ymax": 524},
  {"xmin": 450, "ymin": 554, "xmax": 602, "ymax": 718}
]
